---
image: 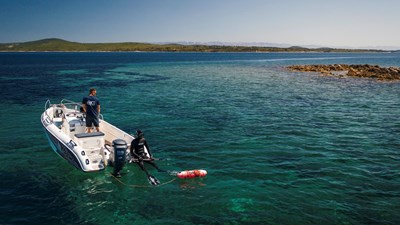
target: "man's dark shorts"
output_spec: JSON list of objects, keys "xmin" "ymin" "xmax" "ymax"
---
[{"xmin": 86, "ymin": 116, "xmax": 99, "ymax": 127}]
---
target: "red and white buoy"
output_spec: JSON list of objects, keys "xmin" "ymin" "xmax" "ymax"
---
[{"xmin": 177, "ymin": 169, "xmax": 207, "ymax": 179}]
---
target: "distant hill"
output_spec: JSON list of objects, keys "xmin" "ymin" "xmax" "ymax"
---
[{"xmin": 0, "ymin": 38, "xmax": 388, "ymax": 52}]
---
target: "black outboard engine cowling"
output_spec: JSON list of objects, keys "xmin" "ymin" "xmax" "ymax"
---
[{"xmin": 112, "ymin": 139, "xmax": 127, "ymax": 178}]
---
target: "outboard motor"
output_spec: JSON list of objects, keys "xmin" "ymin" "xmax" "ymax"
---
[{"xmin": 112, "ymin": 139, "xmax": 127, "ymax": 178}]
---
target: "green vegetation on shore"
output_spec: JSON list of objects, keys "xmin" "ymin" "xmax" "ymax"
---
[{"xmin": 0, "ymin": 38, "xmax": 389, "ymax": 52}]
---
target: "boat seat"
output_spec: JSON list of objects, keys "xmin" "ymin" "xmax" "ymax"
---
[
  {"xmin": 75, "ymin": 132, "xmax": 105, "ymax": 138},
  {"xmin": 74, "ymin": 132, "xmax": 105, "ymax": 150}
]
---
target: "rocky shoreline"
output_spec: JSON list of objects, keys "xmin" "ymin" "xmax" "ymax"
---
[{"xmin": 287, "ymin": 64, "xmax": 400, "ymax": 81}]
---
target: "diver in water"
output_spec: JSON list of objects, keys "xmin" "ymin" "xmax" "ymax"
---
[{"xmin": 130, "ymin": 130, "xmax": 165, "ymax": 185}]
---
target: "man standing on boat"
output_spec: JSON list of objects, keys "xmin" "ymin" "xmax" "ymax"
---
[{"xmin": 82, "ymin": 88, "xmax": 101, "ymax": 133}]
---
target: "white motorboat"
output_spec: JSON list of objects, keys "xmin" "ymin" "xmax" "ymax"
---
[{"xmin": 41, "ymin": 99, "xmax": 141, "ymax": 172}]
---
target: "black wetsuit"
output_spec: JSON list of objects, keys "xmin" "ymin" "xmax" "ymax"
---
[
  {"xmin": 130, "ymin": 137, "xmax": 162, "ymax": 174},
  {"xmin": 130, "ymin": 137, "xmax": 151, "ymax": 159}
]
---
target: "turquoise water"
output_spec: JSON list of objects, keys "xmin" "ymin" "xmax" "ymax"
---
[{"xmin": 1, "ymin": 52, "xmax": 399, "ymax": 225}]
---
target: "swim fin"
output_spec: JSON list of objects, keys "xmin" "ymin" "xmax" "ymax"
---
[{"xmin": 148, "ymin": 175, "xmax": 160, "ymax": 186}]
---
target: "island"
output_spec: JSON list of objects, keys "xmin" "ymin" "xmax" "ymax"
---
[
  {"xmin": 287, "ymin": 64, "xmax": 400, "ymax": 81},
  {"xmin": 0, "ymin": 38, "xmax": 390, "ymax": 53}
]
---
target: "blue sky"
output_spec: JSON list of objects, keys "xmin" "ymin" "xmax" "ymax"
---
[{"xmin": 1, "ymin": 0, "xmax": 400, "ymax": 49}]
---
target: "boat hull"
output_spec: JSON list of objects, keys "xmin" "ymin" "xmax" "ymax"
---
[{"xmin": 42, "ymin": 112, "xmax": 84, "ymax": 171}]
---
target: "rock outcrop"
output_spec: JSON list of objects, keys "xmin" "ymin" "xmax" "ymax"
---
[{"xmin": 287, "ymin": 64, "xmax": 400, "ymax": 81}]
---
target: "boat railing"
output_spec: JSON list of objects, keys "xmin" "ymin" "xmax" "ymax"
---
[
  {"xmin": 45, "ymin": 99, "xmax": 51, "ymax": 110},
  {"xmin": 60, "ymin": 99, "xmax": 103, "ymax": 120},
  {"xmin": 43, "ymin": 99, "xmax": 103, "ymax": 120},
  {"xmin": 61, "ymin": 99, "xmax": 81, "ymax": 112},
  {"xmin": 44, "ymin": 99, "xmax": 52, "ymax": 118}
]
